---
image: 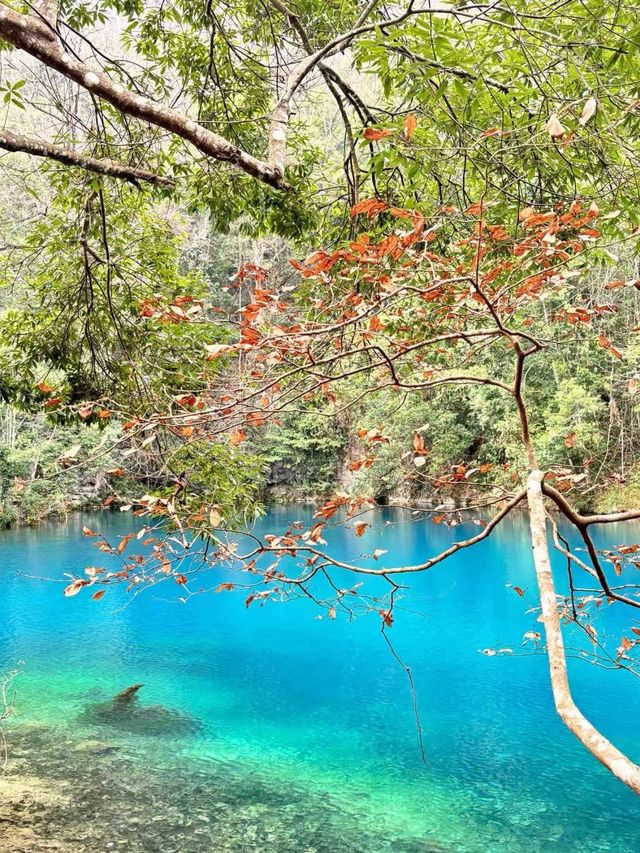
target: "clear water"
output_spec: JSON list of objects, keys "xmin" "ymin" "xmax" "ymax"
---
[{"xmin": 1, "ymin": 507, "xmax": 640, "ymax": 852}]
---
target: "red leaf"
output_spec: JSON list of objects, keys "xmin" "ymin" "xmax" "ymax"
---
[
  {"xmin": 174, "ymin": 393, "xmax": 197, "ymax": 406},
  {"xmin": 92, "ymin": 589, "xmax": 106, "ymax": 601},
  {"xmin": 379, "ymin": 609, "xmax": 393, "ymax": 628}
]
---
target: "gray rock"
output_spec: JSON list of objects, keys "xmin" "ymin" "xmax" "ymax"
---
[{"xmin": 74, "ymin": 739, "xmax": 120, "ymax": 755}]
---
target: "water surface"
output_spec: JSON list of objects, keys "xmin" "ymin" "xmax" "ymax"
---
[{"xmin": 1, "ymin": 508, "xmax": 639, "ymax": 852}]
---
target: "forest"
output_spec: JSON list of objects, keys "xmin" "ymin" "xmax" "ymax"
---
[{"xmin": 1, "ymin": 1, "xmax": 640, "ymax": 850}]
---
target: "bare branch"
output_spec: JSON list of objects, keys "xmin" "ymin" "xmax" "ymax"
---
[
  {"xmin": 0, "ymin": 128, "xmax": 175, "ymax": 188},
  {"xmin": 31, "ymin": 0, "xmax": 58, "ymax": 29}
]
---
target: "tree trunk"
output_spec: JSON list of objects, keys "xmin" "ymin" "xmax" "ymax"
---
[{"xmin": 527, "ymin": 469, "xmax": 640, "ymax": 794}]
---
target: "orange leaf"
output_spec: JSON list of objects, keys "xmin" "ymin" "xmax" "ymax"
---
[
  {"xmin": 230, "ymin": 428, "xmax": 246, "ymax": 446},
  {"xmin": 64, "ymin": 579, "xmax": 88, "ymax": 597},
  {"xmin": 117, "ymin": 532, "xmax": 134, "ymax": 556},
  {"xmin": 92, "ymin": 589, "xmax": 106, "ymax": 601},
  {"xmin": 403, "ymin": 113, "xmax": 417, "ymax": 140},
  {"xmin": 354, "ymin": 522, "xmax": 368, "ymax": 537},
  {"xmin": 363, "ymin": 127, "xmax": 392, "ymax": 141},
  {"xmin": 350, "ymin": 198, "xmax": 389, "ymax": 219}
]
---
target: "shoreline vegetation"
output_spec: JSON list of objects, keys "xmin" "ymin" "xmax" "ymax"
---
[
  {"xmin": 1, "ymin": 407, "xmax": 638, "ymax": 529},
  {"xmin": 1, "ymin": 477, "xmax": 638, "ymax": 530}
]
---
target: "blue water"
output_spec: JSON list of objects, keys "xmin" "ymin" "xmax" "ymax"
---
[{"xmin": 1, "ymin": 507, "xmax": 640, "ymax": 852}]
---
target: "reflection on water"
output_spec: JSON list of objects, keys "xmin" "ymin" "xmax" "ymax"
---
[{"xmin": 1, "ymin": 508, "xmax": 640, "ymax": 852}]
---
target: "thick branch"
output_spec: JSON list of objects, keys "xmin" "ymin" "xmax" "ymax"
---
[
  {"xmin": 0, "ymin": 5, "xmax": 287, "ymax": 190},
  {"xmin": 527, "ymin": 470, "xmax": 640, "ymax": 795},
  {"xmin": 0, "ymin": 128, "xmax": 175, "ymax": 187}
]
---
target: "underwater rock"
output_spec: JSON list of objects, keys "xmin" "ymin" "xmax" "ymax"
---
[
  {"xmin": 74, "ymin": 738, "xmax": 120, "ymax": 755},
  {"xmin": 76, "ymin": 684, "xmax": 201, "ymax": 737}
]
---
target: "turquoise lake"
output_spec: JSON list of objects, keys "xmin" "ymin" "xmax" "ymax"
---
[{"xmin": 1, "ymin": 507, "xmax": 640, "ymax": 852}]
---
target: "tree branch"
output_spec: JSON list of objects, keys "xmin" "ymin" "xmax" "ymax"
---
[
  {"xmin": 0, "ymin": 5, "xmax": 288, "ymax": 190},
  {"xmin": 31, "ymin": 0, "xmax": 59, "ymax": 29},
  {"xmin": 390, "ymin": 45, "xmax": 510, "ymax": 93},
  {"xmin": 0, "ymin": 128, "xmax": 175, "ymax": 188},
  {"xmin": 267, "ymin": 3, "xmax": 449, "ymax": 176}
]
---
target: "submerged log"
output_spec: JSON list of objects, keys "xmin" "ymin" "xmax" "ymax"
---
[
  {"xmin": 77, "ymin": 684, "xmax": 200, "ymax": 736},
  {"xmin": 112, "ymin": 684, "xmax": 144, "ymax": 706}
]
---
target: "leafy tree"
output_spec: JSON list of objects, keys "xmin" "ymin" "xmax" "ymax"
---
[{"xmin": 64, "ymin": 200, "xmax": 640, "ymax": 795}]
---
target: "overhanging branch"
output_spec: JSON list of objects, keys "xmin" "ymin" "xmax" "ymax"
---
[
  {"xmin": 0, "ymin": 128, "xmax": 175, "ymax": 188},
  {"xmin": 0, "ymin": 5, "xmax": 288, "ymax": 190}
]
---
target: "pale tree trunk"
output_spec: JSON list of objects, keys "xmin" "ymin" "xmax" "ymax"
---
[{"xmin": 527, "ymin": 469, "xmax": 640, "ymax": 794}]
